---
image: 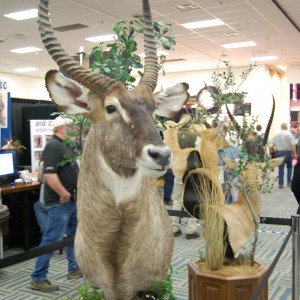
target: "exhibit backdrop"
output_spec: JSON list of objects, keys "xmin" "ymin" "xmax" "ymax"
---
[{"xmin": 30, "ymin": 119, "xmax": 54, "ymax": 172}]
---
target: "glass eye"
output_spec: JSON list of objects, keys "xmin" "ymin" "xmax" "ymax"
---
[{"xmin": 106, "ymin": 105, "xmax": 116, "ymax": 113}]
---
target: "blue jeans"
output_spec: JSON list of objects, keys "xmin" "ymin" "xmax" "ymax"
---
[
  {"xmin": 33, "ymin": 201, "xmax": 48, "ymax": 234},
  {"xmin": 31, "ymin": 200, "xmax": 78, "ymax": 281},
  {"xmin": 276, "ymin": 151, "xmax": 293, "ymax": 186},
  {"xmin": 163, "ymin": 168, "xmax": 174, "ymax": 201}
]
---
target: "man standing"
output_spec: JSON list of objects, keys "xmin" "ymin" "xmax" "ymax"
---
[
  {"xmin": 30, "ymin": 116, "xmax": 82, "ymax": 292},
  {"xmin": 269, "ymin": 123, "xmax": 297, "ymax": 188},
  {"xmin": 256, "ymin": 124, "xmax": 265, "ymax": 144}
]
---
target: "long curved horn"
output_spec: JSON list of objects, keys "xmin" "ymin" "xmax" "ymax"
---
[
  {"xmin": 257, "ymin": 95, "xmax": 275, "ymax": 161},
  {"xmin": 226, "ymin": 104, "xmax": 259, "ymax": 158},
  {"xmin": 262, "ymin": 95, "xmax": 275, "ymax": 147},
  {"xmin": 37, "ymin": 0, "xmax": 117, "ymax": 95},
  {"xmin": 225, "ymin": 104, "xmax": 241, "ymax": 132},
  {"xmin": 138, "ymin": 0, "xmax": 159, "ymax": 92}
]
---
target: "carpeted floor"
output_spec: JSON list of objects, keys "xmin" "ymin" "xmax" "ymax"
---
[{"xmin": 0, "ymin": 183, "xmax": 298, "ymax": 300}]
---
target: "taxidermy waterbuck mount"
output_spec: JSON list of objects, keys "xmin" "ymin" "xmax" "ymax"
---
[{"xmin": 37, "ymin": 0, "xmax": 189, "ymax": 299}]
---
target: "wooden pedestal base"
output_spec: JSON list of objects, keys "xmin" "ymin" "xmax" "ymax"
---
[{"xmin": 188, "ymin": 260, "xmax": 268, "ymax": 300}]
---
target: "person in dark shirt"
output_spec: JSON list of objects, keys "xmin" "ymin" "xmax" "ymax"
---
[{"xmin": 30, "ymin": 116, "xmax": 82, "ymax": 292}]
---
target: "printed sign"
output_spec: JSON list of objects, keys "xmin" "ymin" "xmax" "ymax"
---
[
  {"xmin": 30, "ymin": 119, "xmax": 54, "ymax": 172},
  {"xmin": 0, "ymin": 78, "xmax": 9, "ymax": 91}
]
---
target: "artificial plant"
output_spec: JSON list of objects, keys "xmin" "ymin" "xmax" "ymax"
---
[
  {"xmin": 63, "ymin": 267, "xmax": 176, "ymax": 300},
  {"xmin": 86, "ymin": 16, "xmax": 175, "ymax": 88}
]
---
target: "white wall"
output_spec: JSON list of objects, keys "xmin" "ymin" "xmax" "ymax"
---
[
  {"xmin": 1, "ymin": 64, "xmax": 294, "ymax": 137},
  {"xmin": 0, "ymin": 72, "xmax": 51, "ymax": 101},
  {"xmin": 156, "ymin": 65, "xmax": 282, "ymax": 135}
]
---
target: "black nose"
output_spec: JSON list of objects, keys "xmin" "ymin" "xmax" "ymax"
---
[{"xmin": 148, "ymin": 148, "xmax": 171, "ymax": 168}]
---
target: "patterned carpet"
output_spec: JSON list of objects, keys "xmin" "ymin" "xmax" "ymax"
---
[{"xmin": 0, "ymin": 184, "xmax": 298, "ymax": 300}]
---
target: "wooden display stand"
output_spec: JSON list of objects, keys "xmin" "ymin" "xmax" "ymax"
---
[{"xmin": 188, "ymin": 260, "xmax": 268, "ymax": 300}]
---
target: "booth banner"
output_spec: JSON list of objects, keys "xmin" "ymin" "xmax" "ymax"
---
[
  {"xmin": 0, "ymin": 77, "xmax": 9, "ymax": 92},
  {"xmin": 30, "ymin": 119, "xmax": 54, "ymax": 172},
  {"xmin": 0, "ymin": 91, "xmax": 11, "ymax": 147}
]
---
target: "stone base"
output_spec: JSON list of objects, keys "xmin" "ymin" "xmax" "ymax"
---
[{"xmin": 188, "ymin": 260, "xmax": 268, "ymax": 300}]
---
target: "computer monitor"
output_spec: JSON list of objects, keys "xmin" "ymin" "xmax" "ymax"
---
[{"xmin": 0, "ymin": 148, "xmax": 19, "ymax": 186}]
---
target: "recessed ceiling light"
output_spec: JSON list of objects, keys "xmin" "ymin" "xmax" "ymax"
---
[
  {"xmin": 249, "ymin": 56, "xmax": 278, "ymax": 62},
  {"xmin": 85, "ymin": 34, "xmax": 116, "ymax": 43},
  {"xmin": 14, "ymin": 67, "xmax": 39, "ymax": 72},
  {"xmin": 181, "ymin": 19, "xmax": 225, "ymax": 29},
  {"xmin": 10, "ymin": 47, "xmax": 42, "ymax": 54},
  {"xmin": 4, "ymin": 8, "xmax": 37, "ymax": 20},
  {"xmin": 222, "ymin": 41, "xmax": 257, "ymax": 49}
]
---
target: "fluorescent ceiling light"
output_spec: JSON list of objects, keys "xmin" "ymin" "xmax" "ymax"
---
[
  {"xmin": 222, "ymin": 41, "xmax": 257, "ymax": 49},
  {"xmin": 14, "ymin": 67, "xmax": 39, "ymax": 72},
  {"xmin": 249, "ymin": 56, "xmax": 278, "ymax": 62},
  {"xmin": 181, "ymin": 19, "xmax": 224, "ymax": 29},
  {"xmin": 85, "ymin": 34, "xmax": 116, "ymax": 43},
  {"xmin": 10, "ymin": 47, "xmax": 42, "ymax": 54},
  {"xmin": 4, "ymin": 8, "xmax": 37, "ymax": 20}
]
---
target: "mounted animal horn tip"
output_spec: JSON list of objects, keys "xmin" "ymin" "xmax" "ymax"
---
[
  {"xmin": 262, "ymin": 95, "xmax": 276, "ymax": 146},
  {"xmin": 138, "ymin": 0, "xmax": 158, "ymax": 92},
  {"xmin": 225, "ymin": 104, "xmax": 241, "ymax": 132},
  {"xmin": 245, "ymin": 141, "xmax": 256, "ymax": 158},
  {"xmin": 37, "ymin": 0, "xmax": 117, "ymax": 96}
]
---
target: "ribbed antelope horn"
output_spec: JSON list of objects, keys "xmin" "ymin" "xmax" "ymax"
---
[
  {"xmin": 38, "ymin": 0, "xmax": 117, "ymax": 95},
  {"xmin": 262, "ymin": 95, "xmax": 275, "ymax": 147},
  {"xmin": 225, "ymin": 104, "xmax": 241, "ymax": 132},
  {"xmin": 257, "ymin": 95, "xmax": 275, "ymax": 161},
  {"xmin": 138, "ymin": 0, "xmax": 159, "ymax": 92},
  {"xmin": 226, "ymin": 104, "xmax": 258, "ymax": 157}
]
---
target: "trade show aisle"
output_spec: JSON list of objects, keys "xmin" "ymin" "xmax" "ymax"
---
[{"xmin": 0, "ymin": 185, "xmax": 298, "ymax": 300}]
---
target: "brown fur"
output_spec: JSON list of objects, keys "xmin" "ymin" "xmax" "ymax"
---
[
  {"xmin": 76, "ymin": 137, "xmax": 173, "ymax": 298},
  {"xmin": 37, "ymin": 1, "xmax": 189, "ymax": 297},
  {"xmin": 43, "ymin": 73, "xmax": 192, "ymax": 300},
  {"xmin": 217, "ymin": 157, "xmax": 284, "ymax": 256}
]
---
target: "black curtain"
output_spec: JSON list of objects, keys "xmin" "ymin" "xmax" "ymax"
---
[{"xmin": 11, "ymin": 98, "xmax": 60, "ymax": 167}]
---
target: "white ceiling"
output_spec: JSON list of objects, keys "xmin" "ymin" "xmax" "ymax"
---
[{"xmin": 0, "ymin": 0, "xmax": 300, "ymax": 78}]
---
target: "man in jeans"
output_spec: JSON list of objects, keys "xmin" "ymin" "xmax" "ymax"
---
[
  {"xmin": 30, "ymin": 116, "xmax": 82, "ymax": 292},
  {"xmin": 269, "ymin": 122, "xmax": 297, "ymax": 188}
]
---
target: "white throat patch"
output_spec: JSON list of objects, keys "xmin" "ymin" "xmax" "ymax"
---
[{"xmin": 99, "ymin": 156, "xmax": 143, "ymax": 205}]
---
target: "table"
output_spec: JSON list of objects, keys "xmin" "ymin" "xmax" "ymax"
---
[
  {"xmin": 1, "ymin": 181, "xmax": 41, "ymax": 195},
  {"xmin": 1, "ymin": 181, "xmax": 41, "ymax": 253}
]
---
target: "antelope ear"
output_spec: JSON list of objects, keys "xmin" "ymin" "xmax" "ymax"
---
[
  {"xmin": 45, "ymin": 70, "xmax": 90, "ymax": 114},
  {"xmin": 164, "ymin": 120, "xmax": 176, "ymax": 128},
  {"xmin": 269, "ymin": 156, "xmax": 285, "ymax": 169},
  {"xmin": 154, "ymin": 82, "xmax": 189, "ymax": 118},
  {"xmin": 163, "ymin": 128, "xmax": 181, "ymax": 152}
]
